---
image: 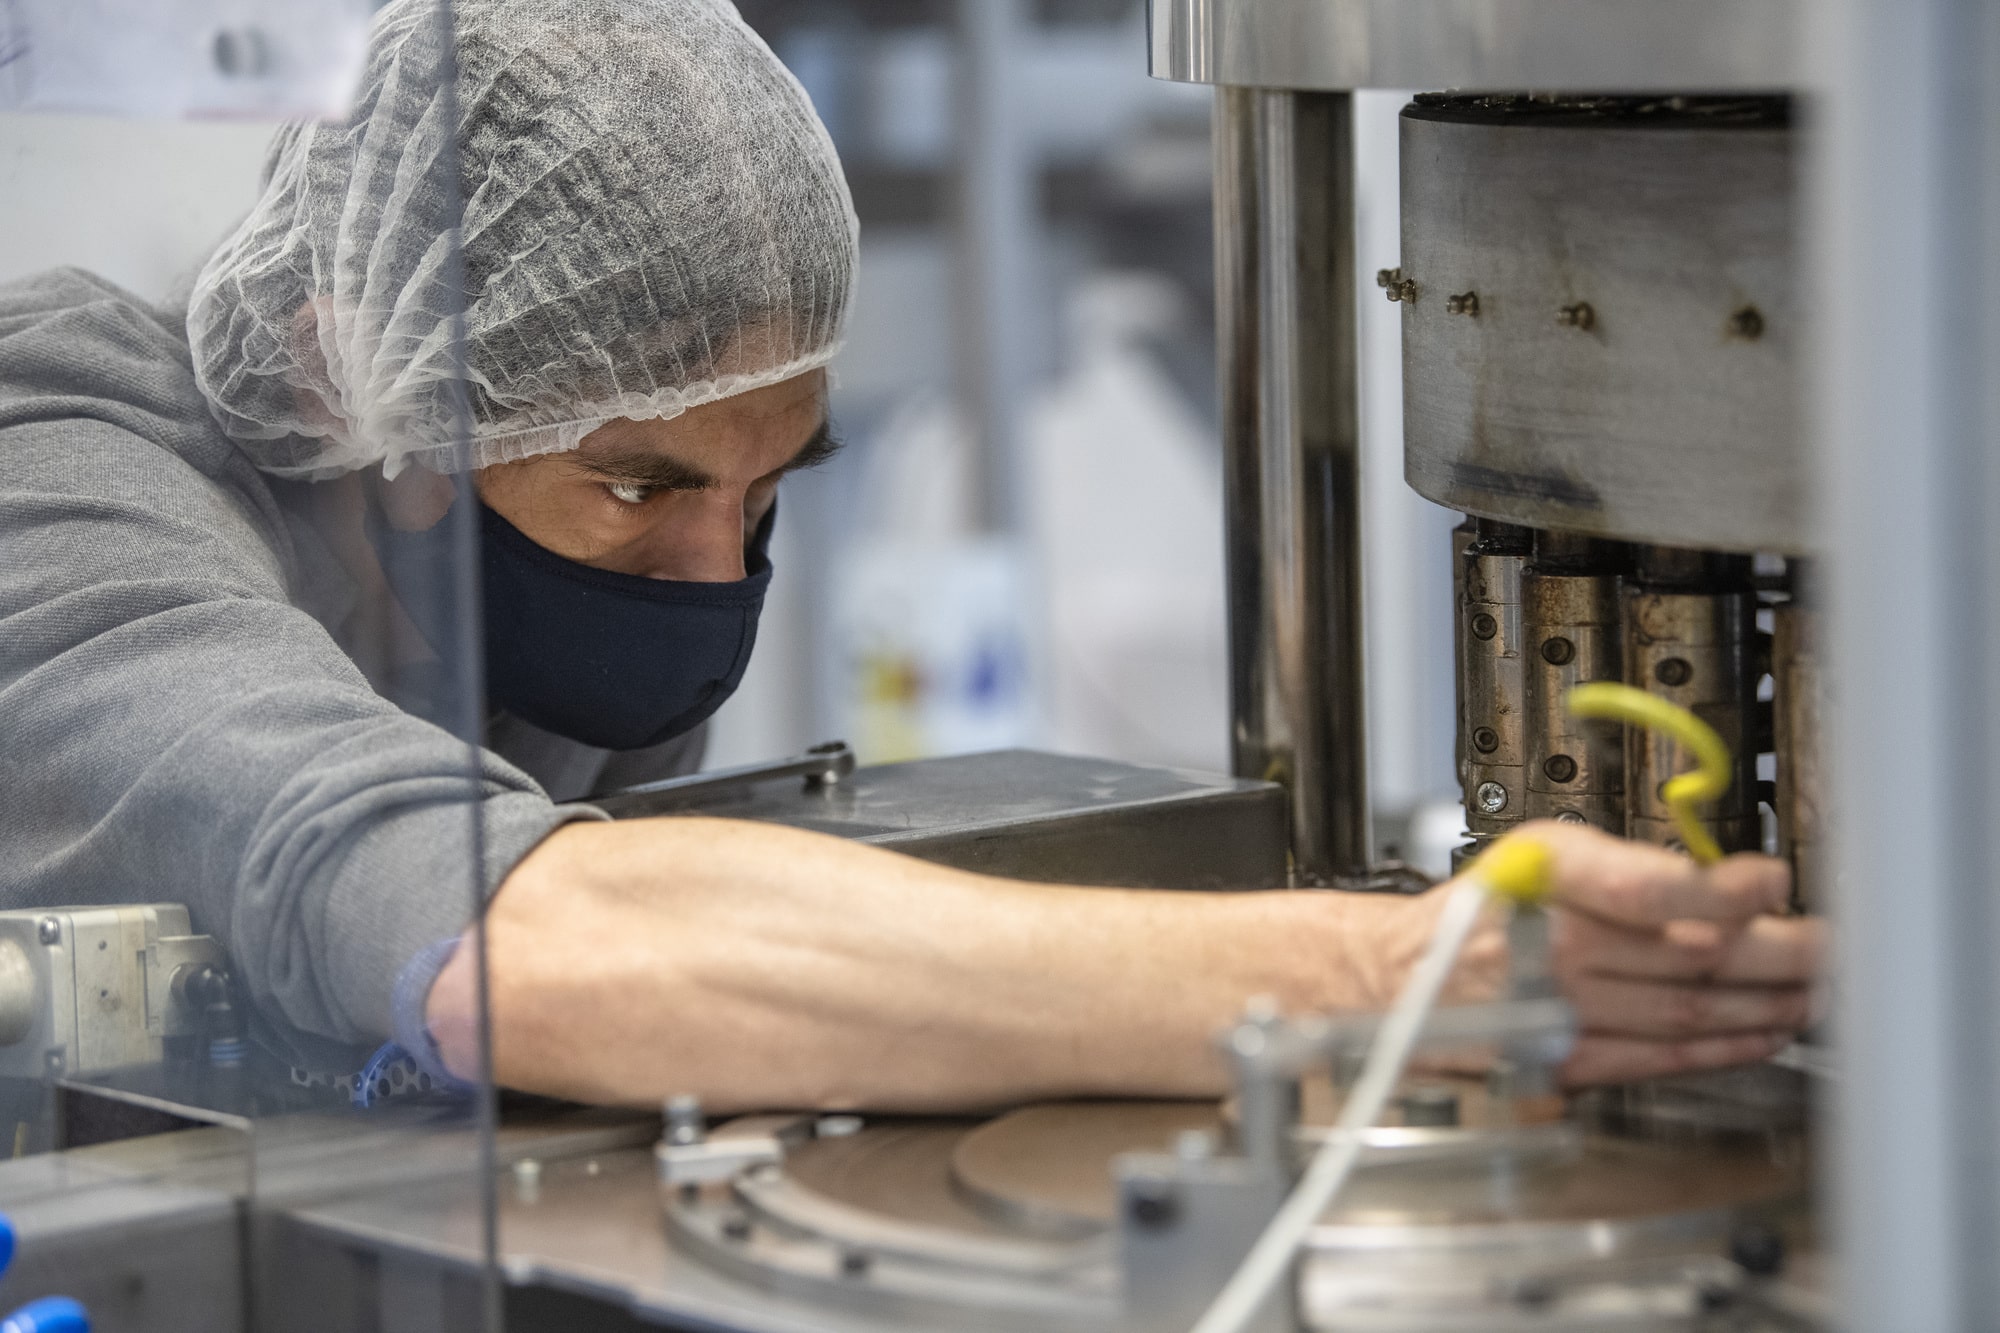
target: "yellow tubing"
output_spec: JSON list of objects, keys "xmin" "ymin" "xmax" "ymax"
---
[{"xmin": 1566, "ymin": 681, "xmax": 1732, "ymax": 866}]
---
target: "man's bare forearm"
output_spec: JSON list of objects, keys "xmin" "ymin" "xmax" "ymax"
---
[{"xmin": 427, "ymin": 818, "xmax": 1417, "ymax": 1110}]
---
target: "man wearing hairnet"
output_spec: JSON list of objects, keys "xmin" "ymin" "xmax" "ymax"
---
[{"xmin": 0, "ymin": 0, "xmax": 1821, "ymax": 1109}]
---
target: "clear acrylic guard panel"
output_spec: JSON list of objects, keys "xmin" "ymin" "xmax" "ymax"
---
[{"xmin": 0, "ymin": 1, "xmax": 502, "ymax": 1329}]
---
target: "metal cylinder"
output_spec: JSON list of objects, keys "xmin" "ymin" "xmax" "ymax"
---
[
  {"xmin": 1622, "ymin": 550, "xmax": 1760, "ymax": 853},
  {"xmin": 1450, "ymin": 516, "xmax": 1476, "ymax": 794},
  {"xmin": 1773, "ymin": 588, "xmax": 1823, "ymax": 909},
  {"xmin": 1398, "ymin": 94, "xmax": 1804, "ymax": 554},
  {"xmin": 1215, "ymin": 87, "xmax": 1369, "ymax": 883},
  {"xmin": 1459, "ymin": 521, "xmax": 1531, "ymax": 838},
  {"xmin": 1523, "ymin": 538, "xmax": 1626, "ymax": 834}
]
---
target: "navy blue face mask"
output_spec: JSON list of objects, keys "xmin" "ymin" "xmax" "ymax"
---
[{"xmin": 368, "ymin": 499, "xmax": 775, "ymax": 751}]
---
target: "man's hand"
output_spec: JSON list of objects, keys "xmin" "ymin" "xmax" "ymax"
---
[{"xmin": 1454, "ymin": 820, "xmax": 1826, "ymax": 1086}]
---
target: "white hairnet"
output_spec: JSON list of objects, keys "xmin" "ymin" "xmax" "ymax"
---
[{"xmin": 188, "ymin": 0, "xmax": 858, "ymax": 479}]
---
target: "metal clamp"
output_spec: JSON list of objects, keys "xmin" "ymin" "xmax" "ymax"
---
[{"xmin": 594, "ymin": 741, "xmax": 857, "ymax": 818}]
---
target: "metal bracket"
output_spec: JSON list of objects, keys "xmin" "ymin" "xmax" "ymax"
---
[{"xmin": 594, "ymin": 741, "xmax": 857, "ymax": 818}]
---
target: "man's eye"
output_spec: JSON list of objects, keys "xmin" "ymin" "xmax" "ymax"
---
[{"xmin": 607, "ymin": 482, "xmax": 655, "ymax": 505}]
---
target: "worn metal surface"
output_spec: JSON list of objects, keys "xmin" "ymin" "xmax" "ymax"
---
[
  {"xmin": 1522, "ymin": 569, "xmax": 1626, "ymax": 832},
  {"xmin": 1147, "ymin": 0, "xmax": 1800, "ymax": 91},
  {"xmin": 0, "ymin": 905, "xmax": 213, "ymax": 1082},
  {"xmin": 612, "ymin": 749, "xmax": 1290, "ymax": 891},
  {"xmin": 1216, "ymin": 89, "xmax": 1372, "ymax": 884},
  {"xmin": 1772, "ymin": 599, "xmax": 1824, "ymax": 909},
  {"xmin": 1399, "ymin": 98, "xmax": 1807, "ymax": 554},
  {"xmin": 1622, "ymin": 579, "xmax": 1761, "ymax": 853},
  {"xmin": 1459, "ymin": 529, "xmax": 1529, "ymax": 837}
]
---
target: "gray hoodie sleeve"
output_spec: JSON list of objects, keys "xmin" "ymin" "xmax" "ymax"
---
[{"xmin": 0, "ymin": 269, "xmax": 591, "ymax": 1055}]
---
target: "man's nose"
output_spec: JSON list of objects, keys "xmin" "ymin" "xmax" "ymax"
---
[{"xmin": 653, "ymin": 504, "xmax": 748, "ymax": 583}]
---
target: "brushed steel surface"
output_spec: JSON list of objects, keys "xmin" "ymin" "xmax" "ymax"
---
[
  {"xmin": 1216, "ymin": 89, "xmax": 1372, "ymax": 881},
  {"xmin": 1460, "ymin": 534, "xmax": 1528, "ymax": 836},
  {"xmin": 607, "ymin": 749, "xmax": 1289, "ymax": 891},
  {"xmin": 1622, "ymin": 585, "xmax": 1761, "ymax": 853},
  {"xmin": 1148, "ymin": 0, "xmax": 1801, "ymax": 91},
  {"xmin": 1399, "ymin": 101, "xmax": 1807, "ymax": 553}
]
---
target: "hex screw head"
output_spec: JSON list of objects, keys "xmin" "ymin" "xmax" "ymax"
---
[
  {"xmin": 1729, "ymin": 305, "xmax": 1766, "ymax": 339},
  {"xmin": 1654, "ymin": 656, "xmax": 1694, "ymax": 687},
  {"xmin": 1471, "ymin": 726, "xmax": 1500, "ymax": 755},
  {"xmin": 1125, "ymin": 1178, "xmax": 1180, "ymax": 1230},
  {"xmin": 1556, "ymin": 302, "xmax": 1596, "ymax": 330},
  {"xmin": 36, "ymin": 918, "xmax": 59, "ymax": 946},
  {"xmin": 1470, "ymin": 612, "xmax": 1499, "ymax": 641},
  {"xmin": 1475, "ymin": 781, "xmax": 1510, "ymax": 815},
  {"xmin": 1729, "ymin": 1224, "xmax": 1787, "ymax": 1277},
  {"xmin": 1543, "ymin": 754, "xmax": 1579, "ymax": 784},
  {"xmin": 664, "ymin": 1094, "xmax": 705, "ymax": 1146},
  {"xmin": 1541, "ymin": 637, "xmax": 1576, "ymax": 666}
]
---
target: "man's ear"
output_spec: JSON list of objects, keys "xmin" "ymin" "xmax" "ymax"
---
[{"xmin": 378, "ymin": 465, "xmax": 459, "ymax": 532}]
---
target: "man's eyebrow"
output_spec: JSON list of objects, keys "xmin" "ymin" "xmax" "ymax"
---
[
  {"xmin": 777, "ymin": 418, "xmax": 844, "ymax": 475},
  {"xmin": 571, "ymin": 444, "xmax": 718, "ymax": 492},
  {"xmin": 569, "ymin": 416, "xmax": 842, "ymax": 490}
]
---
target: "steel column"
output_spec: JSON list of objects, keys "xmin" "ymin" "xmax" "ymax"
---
[
  {"xmin": 1215, "ymin": 88, "xmax": 1370, "ymax": 883},
  {"xmin": 1820, "ymin": 0, "xmax": 2000, "ymax": 1325}
]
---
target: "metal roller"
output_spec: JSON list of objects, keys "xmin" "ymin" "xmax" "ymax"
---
[
  {"xmin": 1622, "ymin": 548, "xmax": 1760, "ymax": 854},
  {"xmin": 1523, "ymin": 534, "xmax": 1627, "ymax": 834},
  {"xmin": 1459, "ymin": 520, "xmax": 1531, "ymax": 839},
  {"xmin": 1772, "ymin": 576, "xmax": 1824, "ymax": 909}
]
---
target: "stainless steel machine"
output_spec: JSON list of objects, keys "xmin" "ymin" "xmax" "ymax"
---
[{"xmin": 5, "ymin": 0, "xmax": 1997, "ymax": 1327}]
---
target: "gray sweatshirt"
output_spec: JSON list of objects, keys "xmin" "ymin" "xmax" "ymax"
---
[{"xmin": 0, "ymin": 269, "xmax": 701, "ymax": 1070}]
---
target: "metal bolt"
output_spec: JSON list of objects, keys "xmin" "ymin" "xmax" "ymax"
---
[
  {"xmin": 1174, "ymin": 1130, "xmax": 1216, "ymax": 1163},
  {"xmin": 1543, "ymin": 754, "xmax": 1579, "ymax": 785},
  {"xmin": 1541, "ymin": 637, "xmax": 1576, "ymax": 666},
  {"xmin": 1555, "ymin": 811, "xmax": 1589, "ymax": 826},
  {"xmin": 1445, "ymin": 291, "xmax": 1479, "ymax": 316},
  {"xmin": 1471, "ymin": 726, "xmax": 1500, "ymax": 755},
  {"xmin": 1729, "ymin": 305, "xmax": 1766, "ymax": 339},
  {"xmin": 1398, "ymin": 1086, "xmax": 1461, "ymax": 1128},
  {"xmin": 1470, "ymin": 612, "xmax": 1499, "ymax": 641},
  {"xmin": 1728, "ymin": 1223, "xmax": 1786, "ymax": 1276},
  {"xmin": 36, "ymin": 918, "xmax": 60, "ymax": 946},
  {"xmin": 1654, "ymin": 657, "xmax": 1694, "ymax": 687},
  {"xmin": 1377, "ymin": 269, "xmax": 1418, "ymax": 304},
  {"xmin": 665, "ymin": 1094, "xmax": 705, "ymax": 1146},
  {"xmin": 815, "ymin": 1114, "xmax": 864, "ymax": 1139},
  {"xmin": 1556, "ymin": 302, "xmax": 1596, "ymax": 330},
  {"xmin": 1125, "ymin": 1178, "xmax": 1180, "ymax": 1230},
  {"xmin": 1510, "ymin": 1275, "xmax": 1558, "ymax": 1310},
  {"xmin": 1475, "ymin": 782, "xmax": 1510, "ymax": 815}
]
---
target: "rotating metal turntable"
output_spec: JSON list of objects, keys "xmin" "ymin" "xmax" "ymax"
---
[{"xmin": 656, "ymin": 1062, "xmax": 1812, "ymax": 1332}]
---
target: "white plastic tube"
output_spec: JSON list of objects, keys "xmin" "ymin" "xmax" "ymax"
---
[{"xmin": 1189, "ymin": 877, "xmax": 1491, "ymax": 1333}]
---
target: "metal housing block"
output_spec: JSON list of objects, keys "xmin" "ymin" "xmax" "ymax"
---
[{"xmin": 1399, "ymin": 96, "xmax": 1806, "ymax": 553}]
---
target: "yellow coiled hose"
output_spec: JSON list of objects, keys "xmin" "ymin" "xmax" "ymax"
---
[{"xmin": 1565, "ymin": 681, "xmax": 1733, "ymax": 865}]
